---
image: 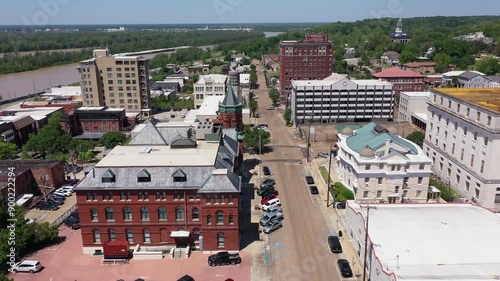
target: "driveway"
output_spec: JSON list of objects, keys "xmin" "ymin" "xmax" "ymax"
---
[{"xmin": 10, "ymin": 226, "xmax": 250, "ymax": 281}]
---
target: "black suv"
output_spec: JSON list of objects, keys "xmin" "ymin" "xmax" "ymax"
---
[
  {"xmin": 64, "ymin": 216, "xmax": 80, "ymax": 229},
  {"xmin": 337, "ymin": 259, "xmax": 353, "ymax": 277},
  {"xmin": 208, "ymin": 252, "xmax": 242, "ymax": 266},
  {"xmin": 305, "ymin": 176, "xmax": 315, "ymax": 184},
  {"xmin": 327, "ymin": 236, "xmax": 343, "ymax": 253},
  {"xmin": 263, "ymin": 166, "xmax": 271, "ymax": 176},
  {"xmin": 35, "ymin": 201, "xmax": 59, "ymax": 211}
]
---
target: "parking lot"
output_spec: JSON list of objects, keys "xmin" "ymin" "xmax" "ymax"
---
[{"xmin": 10, "ymin": 225, "xmax": 251, "ymax": 281}]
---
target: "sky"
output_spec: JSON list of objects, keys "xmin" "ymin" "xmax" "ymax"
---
[{"xmin": 1, "ymin": 0, "xmax": 499, "ymax": 25}]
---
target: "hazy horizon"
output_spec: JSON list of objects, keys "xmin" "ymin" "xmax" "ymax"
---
[{"xmin": 1, "ymin": 0, "xmax": 499, "ymax": 26}]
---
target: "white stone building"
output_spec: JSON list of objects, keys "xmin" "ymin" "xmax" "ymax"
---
[
  {"xmin": 291, "ymin": 75, "xmax": 394, "ymax": 125},
  {"xmin": 424, "ymin": 88, "xmax": 500, "ymax": 211},
  {"xmin": 344, "ymin": 202, "xmax": 500, "ymax": 281},
  {"xmin": 193, "ymin": 74, "xmax": 227, "ymax": 109},
  {"xmin": 398, "ymin": 91, "xmax": 430, "ymax": 130},
  {"xmin": 337, "ymin": 122, "xmax": 434, "ymax": 203}
]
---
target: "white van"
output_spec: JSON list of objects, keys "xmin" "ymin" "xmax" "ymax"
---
[{"xmin": 262, "ymin": 198, "xmax": 281, "ymax": 211}]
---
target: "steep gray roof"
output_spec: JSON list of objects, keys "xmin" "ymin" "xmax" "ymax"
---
[
  {"xmin": 221, "ymin": 86, "xmax": 239, "ymax": 107},
  {"xmin": 128, "ymin": 122, "xmax": 192, "ymax": 145},
  {"xmin": 459, "ymin": 71, "xmax": 481, "ymax": 80},
  {"xmin": 198, "ymin": 169, "xmax": 241, "ymax": 193}
]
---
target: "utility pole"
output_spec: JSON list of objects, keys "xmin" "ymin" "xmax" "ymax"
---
[
  {"xmin": 259, "ymin": 130, "xmax": 262, "ymax": 184},
  {"xmin": 363, "ymin": 205, "xmax": 376, "ymax": 281},
  {"xmin": 306, "ymin": 115, "xmax": 312, "ymax": 162},
  {"xmin": 326, "ymin": 143, "xmax": 333, "ymax": 207}
]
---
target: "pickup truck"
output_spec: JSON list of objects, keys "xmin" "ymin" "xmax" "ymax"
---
[{"xmin": 208, "ymin": 251, "xmax": 242, "ymax": 266}]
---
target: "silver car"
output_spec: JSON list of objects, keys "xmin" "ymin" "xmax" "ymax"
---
[
  {"xmin": 260, "ymin": 212, "xmax": 283, "ymax": 226},
  {"xmin": 263, "ymin": 219, "xmax": 283, "ymax": 234},
  {"xmin": 11, "ymin": 260, "xmax": 43, "ymax": 273}
]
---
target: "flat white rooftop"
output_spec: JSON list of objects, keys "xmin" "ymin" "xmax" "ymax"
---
[
  {"xmin": 401, "ymin": 91, "xmax": 431, "ymax": 97},
  {"xmin": 195, "ymin": 74, "xmax": 227, "ymax": 85},
  {"xmin": 351, "ymin": 203, "xmax": 500, "ymax": 280},
  {"xmin": 412, "ymin": 112, "xmax": 428, "ymax": 122},
  {"xmin": 198, "ymin": 96, "xmax": 224, "ymax": 116},
  {"xmin": 96, "ymin": 142, "xmax": 219, "ymax": 167}
]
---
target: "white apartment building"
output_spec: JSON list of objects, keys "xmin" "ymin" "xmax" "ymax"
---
[
  {"xmin": 398, "ymin": 91, "xmax": 430, "ymax": 130},
  {"xmin": 337, "ymin": 122, "xmax": 434, "ymax": 203},
  {"xmin": 193, "ymin": 74, "xmax": 227, "ymax": 109},
  {"xmin": 424, "ymin": 88, "xmax": 500, "ymax": 211},
  {"xmin": 291, "ymin": 75, "xmax": 394, "ymax": 125}
]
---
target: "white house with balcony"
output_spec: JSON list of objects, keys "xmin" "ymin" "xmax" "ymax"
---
[
  {"xmin": 193, "ymin": 74, "xmax": 227, "ymax": 109},
  {"xmin": 337, "ymin": 122, "xmax": 434, "ymax": 203}
]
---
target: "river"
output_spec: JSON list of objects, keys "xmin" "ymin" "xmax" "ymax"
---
[
  {"xmin": 0, "ymin": 46, "xmax": 218, "ymax": 100},
  {"xmin": 0, "ymin": 63, "xmax": 80, "ymax": 100}
]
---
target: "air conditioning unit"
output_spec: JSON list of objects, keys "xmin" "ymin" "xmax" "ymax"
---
[{"xmin": 459, "ymin": 197, "xmax": 471, "ymax": 203}]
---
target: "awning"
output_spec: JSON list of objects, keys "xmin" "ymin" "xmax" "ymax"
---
[
  {"xmin": 170, "ymin": 231, "xmax": 190, "ymax": 238},
  {"xmin": 387, "ymin": 194, "xmax": 399, "ymax": 197},
  {"xmin": 428, "ymin": 186, "xmax": 441, "ymax": 193}
]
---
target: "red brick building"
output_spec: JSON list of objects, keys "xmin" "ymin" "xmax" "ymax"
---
[
  {"xmin": 372, "ymin": 67, "xmax": 425, "ymax": 94},
  {"xmin": 73, "ymin": 107, "xmax": 127, "ymax": 136},
  {"xmin": 279, "ymin": 33, "xmax": 333, "ymax": 103},
  {"xmin": 75, "ymin": 132, "xmax": 242, "ymax": 254},
  {"xmin": 0, "ymin": 160, "xmax": 65, "ymax": 202},
  {"xmin": 213, "ymin": 86, "xmax": 243, "ymax": 132}
]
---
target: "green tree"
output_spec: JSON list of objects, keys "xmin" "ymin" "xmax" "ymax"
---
[
  {"xmin": 78, "ymin": 150, "xmax": 95, "ymax": 164},
  {"xmin": 0, "ymin": 139, "xmax": 17, "ymax": 160},
  {"xmin": 268, "ymin": 88, "xmax": 280, "ymax": 106},
  {"xmin": 406, "ymin": 131, "xmax": 425, "ymax": 148},
  {"xmin": 283, "ymin": 108, "xmax": 292, "ymax": 125},
  {"xmin": 243, "ymin": 125, "xmax": 271, "ymax": 154},
  {"xmin": 99, "ymin": 132, "xmax": 126, "ymax": 149},
  {"xmin": 476, "ymin": 58, "xmax": 500, "ymax": 75},
  {"xmin": 433, "ymin": 53, "xmax": 452, "ymax": 73},
  {"xmin": 22, "ymin": 112, "xmax": 72, "ymax": 158},
  {"xmin": 248, "ymin": 100, "xmax": 258, "ymax": 117}
]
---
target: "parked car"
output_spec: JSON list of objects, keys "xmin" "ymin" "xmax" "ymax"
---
[
  {"xmin": 263, "ymin": 166, "xmax": 271, "ymax": 176},
  {"xmin": 264, "ymin": 206, "xmax": 283, "ymax": 216},
  {"xmin": 59, "ymin": 185, "xmax": 75, "ymax": 193},
  {"xmin": 11, "ymin": 260, "xmax": 43, "ymax": 274},
  {"xmin": 310, "ymin": 186, "xmax": 319, "ymax": 195},
  {"xmin": 24, "ymin": 218, "xmax": 35, "ymax": 224},
  {"xmin": 47, "ymin": 194, "xmax": 65, "ymax": 201},
  {"xmin": 257, "ymin": 185, "xmax": 275, "ymax": 196},
  {"xmin": 262, "ymin": 198, "xmax": 281, "ymax": 211},
  {"xmin": 337, "ymin": 259, "xmax": 353, "ymax": 278},
  {"xmin": 318, "ymin": 152, "xmax": 329, "ymax": 158},
  {"xmin": 260, "ymin": 211, "xmax": 283, "ymax": 226},
  {"xmin": 64, "ymin": 216, "xmax": 80, "ymax": 229},
  {"xmin": 260, "ymin": 194, "xmax": 277, "ymax": 205},
  {"xmin": 260, "ymin": 178, "xmax": 276, "ymax": 188},
  {"xmin": 46, "ymin": 198, "xmax": 64, "ymax": 205},
  {"xmin": 327, "ymin": 236, "xmax": 343, "ymax": 253},
  {"xmin": 305, "ymin": 176, "xmax": 315, "ymax": 184},
  {"xmin": 54, "ymin": 190, "xmax": 72, "ymax": 197},
  {"xmin": 35, "ymin": 201, "xmax": 59, "ymax": 211},
  {"xmin": 259, "ymin": 189, "xmax": 279, "ymax": 197},
  {"xmin": 336, "ymin": 202, "xmax": 347, "ymax": 209},
  {"xmin": 70, "ymin": 209, "xmax": 79, "ymax": 219},
  {"xmin": 263, "ymin": 219, "xmax": 283, "ymax": 234},
  {"xmin": 177, "ymin": 275, "xmax": 195, "ymax": 281},
  {"xmin": 207, "ymin": 252, "xmax": 242, "ymax": 266}
]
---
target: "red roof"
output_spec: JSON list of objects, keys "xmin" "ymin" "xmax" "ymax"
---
[{"xmin": 373, "ymin": 67, "xmax": 425, "ymax": 78}]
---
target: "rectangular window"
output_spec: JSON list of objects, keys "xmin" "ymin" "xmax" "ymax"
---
[
  {"xmin": 480, "ymin": 160, "xmax": 485, "ymax": 173},
  {"xmin": 379, "ymin": 164, "xmax": 384, "ymax": 169},
  {"xmin": 456, "ymin": 175, "xmax": 460, "ymax": 183},
  {"xmin": 378, "ymin": 177, "xmax": 383, "ymax": 184},
  {"xmin": 452, "ymin": 143, "xmax": 455, "ymax": 155},
  {"xmin": 488, "ymin": 116, "xmax": 492, "ymax": 126},
  {"xmin": 477, "ymin": 112, "xmax": 481, "ymax": 121},
  {"xmin": 466, "ymin": 108, "xmax": 470, "ymax": 116},
  {"xmin": 454, "ymin": 122, "xmax": 457, "ymax": 130},
  {"xmin": 464, "ymin": 127, "xmax": 467, "ymax": 135},
  {"xmin": 376, "ymin": 190, "xmax": 382, "ymax": 198},
  {"xmin": 457, "ymin": 104, "xmax": 461, "ymax": 112},
  {"xmin": 214, "ymin": 195, "xmax": 220, "ymax": 204},
  {"xmin": 418, "ymin": 177, "xmax": 423, "ymax": 184},
  {"xmin": 484, "ymin": 137, "xmax": 488, "ymax": 146},
  {"xmin": 474, "ymin": 132, "xmax": 478, "ymax": 141},
  {"xmin": 229, "ymin": 195, "xmax": 233, "ymax": 204},
  {"xmin": 206, "ymin": 195, "xmax": 211, "ymax": 204},
  {"xmin": 470, "ymin": 154, "xmax": 475, "ymax": 167},
  {"xmin": 461, "ymin": 149, "xmax": 464, "ymax": 160},
  {"xmin": 416, "ymin": 190, "xmax": 422, "ymax": 198},
  {"xmin": 466, "ymin": 181, "xmax": 470, "ymax": 192},
  {"xmin": 365, "ymin": 164, "xmax": 371, "ymax": 170},
  {"xmin": 363, "ymin": 191, "xmax": 369, "ymax": 198}
]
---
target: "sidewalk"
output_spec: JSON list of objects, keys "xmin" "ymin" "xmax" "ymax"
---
[{"xmin": 307, "ymin": 158, "xmax": 365, "ymax": 279}]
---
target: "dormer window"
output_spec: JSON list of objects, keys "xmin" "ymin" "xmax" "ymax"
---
[
  {"xmin": 137, "ymin": 169, "xmax": 151, "ymax": 183},
  {"xmin": 102, "ymin": 169, "xmax": 115, "ymax": 183},
  {"xmin": 172, "ymin": 169, "xmax": 187, "ymax": 182}
]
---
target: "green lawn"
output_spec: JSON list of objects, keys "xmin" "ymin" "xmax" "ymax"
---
[{"xmin": 319, "ymin": 166, "xmax": 330, "ymax": 184}]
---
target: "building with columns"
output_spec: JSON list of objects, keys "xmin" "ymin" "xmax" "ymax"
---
[
  {"xmin": 337, "ymin": 122, "xmax": 434, "ymax": 203},
  {"xmin": 424, "ymin": 88, "xmax": 500, "ymax": 211},
  {"xmin": 390, "ymin": 18, "xmax": 411, "ymax": 44}
]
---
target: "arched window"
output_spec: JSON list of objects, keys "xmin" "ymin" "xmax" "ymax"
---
[
  {"xmin": 229, "ymin": 214, "xmax": 234, "ymax": 225},
  {"xmin": 140, "ymin": 206, "xmax": 150, "ymax": 221},
  {"xmin": 143, "ymin": 229, "xmax": 151, "ymax": 243},
  {"xmin": 192, "ymin": 227, "xmax": 201, "ymax": 242},
  {"xmin": 192, "ymin": 208, "xmax": 199, "ymax": 220},
  {"xmin": 90, "ymin": 208, "xmax": 98, "ymax": 221},
  {"xmin": 126, "ymin": 229, "xmax": 134, "ymax": 243},
  {"xmin": 93, "ymin": 229, "xmax": 101, "ymax": 244},
  {"xmin": 105, "ymin": 207, "xmax": 114, "ymax": 220},
  {"xmin": 123, "ymin": 207, "xmax": 132, "ymax": 220},
  {"xmin": 108, "ymin": 229, "xmax": 116, "ymax": 241},
  {"xmin": 207, "ymin": 215, "xmax": 212, "ymax": 225},
  {"xmin": 158, "ymin": 207, "xmax": 167, "ymax": 220},
  {"xmin": 217, "ymin": 232, "xmax": 224, "ymax": 248},
  {"xmin": 175, "ymin": 207, "xmax": 184, "ymax": 220},
  {"xmin": 216, "ymin": 211, "xmax": 224, "ymax": 224}
]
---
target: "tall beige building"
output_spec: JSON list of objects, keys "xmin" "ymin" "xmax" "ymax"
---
[{"xmin": 79, "ymin": 49, "xmax": 151, "ymax": 118}]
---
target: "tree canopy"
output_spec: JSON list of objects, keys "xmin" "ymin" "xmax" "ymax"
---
[
  {"xmin": 248, "ymin": 100, "xmax": 258, "ymax": 118},
  {"xmin": 268, "ymin": 88, "xmax": 280, "ymax": 106},
  {"xmin": 99, "ymin": 132, "xmax": 126, "ymax": 149},
  {"xmin": 0, "ymin": 139, "xmax": 17, "ymax": 160},
  {"xmin": 243, "ymin": 125, "xmax": 271, "ymax": 154},
  {"xmin": 405, "ymin": 131, "xmax": 425, "ymax": 148},
  {"xmin": 476, "ymin": 58, "xmax": 500, "ymax": 75}
]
